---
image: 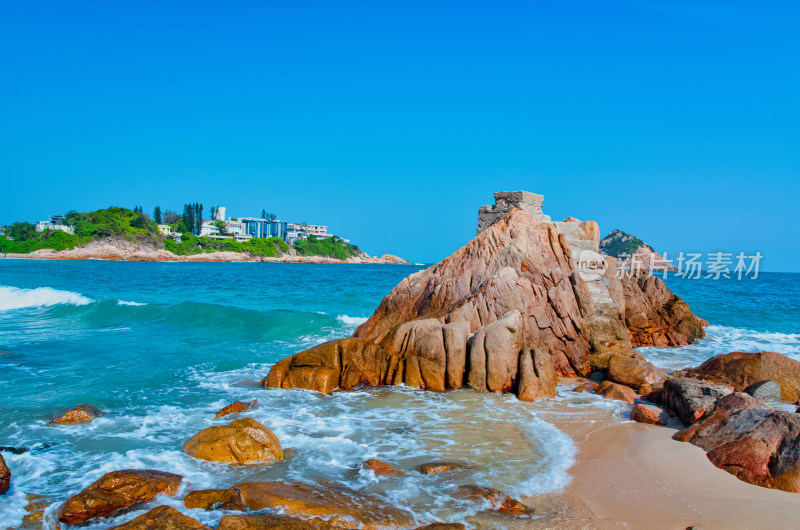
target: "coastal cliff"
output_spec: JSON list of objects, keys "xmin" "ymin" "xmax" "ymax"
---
[{"xmin": 265, "ymin": 191, "xmax": 705, "ymax": 399}]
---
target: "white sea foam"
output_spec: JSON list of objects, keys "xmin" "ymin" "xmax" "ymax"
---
[
  {"xmin": 638, "ymin": 324, "xmax": 800, "ymax": 369},
  {"xmin": 117, "ymin": 300, "xmax": 147, "ymax": 306},
  {"xmin": 337, "ymin": 314, "xmax": 368, "ymax": 326},
  {"xmin": 0, "ymin": 285, "xmax": 92, "ymax": 311}
]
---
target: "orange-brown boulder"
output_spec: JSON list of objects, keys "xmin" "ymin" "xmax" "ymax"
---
[
  {"xmin": 49, "ymin": 404, "xmax": 103, "ymax": 425},
  {"xmin": 57, "ymin": 469, "xmax": 182, "ymax": 524},
  {"xmin": 214, "ymin": 399, "xmax": 257, "ymax": 419},
  {"xmin": 661, "ymin": 377, "xmax": 733, "ymax": 425},
  {"xmin": 571, "ymin": 380, "xmax": 599, "ymax": 393},
  {"xmin": 621, "ymin": 272, "xmax": 706, "ymax": 347},
  {"xmin": 362, "ymin": 459, "xmax": 404, "ymax": 476},
  {"xmin": 216, "ymin": 514, "xmax": 316, "ymax": 530},
  {"xmin": 595, "ymin": 381, "xmax": 637, "ymax": 404},
  {"xmin": 452, "ymin": 485, "xmax": 530, "ymax": 513},
  {"xmin": 417, "ymin": 461, "xmax": 473, "ymax": 475},
  {"xmin": 182, "ymin": 418, "xmax": 283, "ymax": 465},
  {"xmin": 686, "ymin": 351, "xmax": 800, "ymax": 401},
  {"xmin": 0, "ymin": 453, "xmax": 9, "ymax": 494},
  {"xmin": 107, "ymin": 505, "xmax": 210, "ymax": 529},
  {"xmin": 630, "ymin": 403, "xmax": 669, "ymax": 425},
  {"xmin": 674, "ymin": 392, "xmax": 800, "ymax": 492},
  {"xmin": 414, "ymin": 524, "xmax": 466, "ymax": 530},
  {"xmin": 607, "ymin": 354, "xmax": 667, "ymax": 390},
  {"xmin": 184, "ymin": 488, "xmax": 244, "ymax": 510},
  {"xmin": 227, "ymin": 480, "xmax": 414, "ymax": 527}
]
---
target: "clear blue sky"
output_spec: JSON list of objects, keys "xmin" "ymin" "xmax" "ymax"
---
[{"xmin": 1, "ymin": 1, "xmax": 798, "ymax": 270}]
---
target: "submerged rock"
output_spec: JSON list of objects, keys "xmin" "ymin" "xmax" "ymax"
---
[
  {"xmin": 0, "ymin": 453, "xmax": 9, "ymax": 494},
  {"xmin": 414, "ymin": 525, "xmax": 467, "ymax": 530},
  {"xmin": 57, "ymin": 469, "xmax": 183, "ymax": 524},
  {"xmin": 107, "ymin": 505, "xmax": 210, "ymax": 529},
  {"xmin": 49, "ymin": 404, "xmax": 103, "ymax": 425},
  {"xmin": 452, "ymin": 485, "xmax": 530, "ymax": 513},
  {"xmin": 214, "ymin": 399, "xmax": 257, "ymax": 419},
  {"xmin": 182, "ymin": 418, "xmax": 283, "ymax": 465},
  {"xmin": 216, "ymin": 514, "xmax": 315, "ymax": 530},
  {"xmin": 661, "ymin": 377, "xmax": 733, "ymax": 425},
  {"xmin": 361, "ymin": 459, "xmax": 405, "ymax": 476},
  {"xmin": 191, "ymin": 480, "xmax": 414, "ymax": 528},
  {"xmin": 687, "ymin": 351, "xmax": 800, "ymax": 401},
  {"xmin": 674, "ymin": 392, "xmax": 800, "ymax": 492},
  {"xmin": 184, "ymin": 488, "xmax": 244, "ymax": 511},
  {"xmin": 417, "ymin": 461, "xmax": 473, "ymax": 475}
]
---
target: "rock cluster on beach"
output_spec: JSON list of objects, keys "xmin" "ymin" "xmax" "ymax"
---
[{"xmin": 265, "ymin": 191, "xmax": 705, "ymax": 401}]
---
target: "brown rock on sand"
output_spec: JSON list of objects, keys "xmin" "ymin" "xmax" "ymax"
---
[
  {"xmin": 661, "ymin": 377, "xmax": 733, "ymax": 425},
  {"xmin": 607, "ymin": 354, "xmax": 667, "ymax": 390},
  {"xmin": 107, "ymin": 505, "xmax": 210, "ymax": 529},
  {"xmin": 49, "ymin": 404, "xmax": 103, "ymax": 425},
  {"xmin": 362, "ymin": 459, "xmax": 405, "ymax": 476},
  {"xmin": 0, "ymin": 453, "xmax": 9, "ymax": 494},
  {"xmin": 674, "ymin": 392, "xmax": 800, "ymax": 492},
  {"xmin": 182, "ymin": 418, "xmax": 283, "ymax": 465},
  {"xmin": 595, "ymin": 381, "xmax": 638, "ymax": 404},
  {"xmin": 630, "ymin": 403, "xmax": 669, "ymax": 425},
  {"xmin": 216, "ymin": 514, "xmax": 316, "ymax": 530},
  {"xmin": 214, "ymin": 399, "xmax": 257, "ymax": 419},
  {"xmin": 57, "ymin": 469, "xmax": 182, "ymax": 524},
  {"xmin": 687, "ymin": 351, "xmax": 800, "ymax": 401}
]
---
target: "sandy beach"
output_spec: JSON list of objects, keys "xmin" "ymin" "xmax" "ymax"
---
[{"xmin": 518, "ymin": 413, "xmax": 800, "ymax": 529}]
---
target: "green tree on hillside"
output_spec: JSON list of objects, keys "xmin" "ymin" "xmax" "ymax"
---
[{"xmin": 153, "ymin": 206, "xmax": 162, "ymax": 224}]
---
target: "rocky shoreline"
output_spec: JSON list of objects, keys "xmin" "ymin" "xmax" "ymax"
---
[
  {"xmin": 0, "ymin": 237, "xmax": 412, "ymax": 265},
  {"xmin": 3, "ymin": 191, "xmax": 798, "ymax": 529}
]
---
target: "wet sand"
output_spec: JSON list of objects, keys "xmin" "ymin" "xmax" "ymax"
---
[{"xmin": 524, "ymin": 420, "xmax": 800, "ymax": 529}]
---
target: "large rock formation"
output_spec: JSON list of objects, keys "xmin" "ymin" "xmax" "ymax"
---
[
  {"xmin": 57, "ymin": 469, "xmax": 183, "ymax": 524},
  {"xmin": 686, "ymin": 351, "xmax": 800, "ymax": 401},
  {"xmin": 265, "ymin": 192, "xmax": 705, "ymax": 400}
]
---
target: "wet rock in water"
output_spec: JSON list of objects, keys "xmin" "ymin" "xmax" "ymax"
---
[
  {"xmin": 630, "ymin": 403, "xmax": 669, "ymax": 425},
  {"xmin": 607, "ymin": 354, "xmax": 667, "ymax": 391},
  {"xmin": 452, "ymin": 485, "xmax": 530, "ymax": 513},
  {"xmin": 571, "ymin": 380, "xmax": 599, "ymax": 393},
  {"xmin": 673, "ymin": 392, "xmax": 800, "ymax": 492},
  {"xmin": 49, "ymin": 403, "xmax": 103, "ymax": 425},
  {"xmin": 0, "ymin": 453, "xmax": 9, "ymax": 494},
  {"xmin": 0, "ymin": 446, "xmax": 27, "ymax": 454},
  {"xmin": 417, "ymin": 461, "xmax": 473, "ymax": 475},
  {"xmin": 361, "ymin": 458, "xmax": 405, "ymax": 476},
  {"xmin": 687, "ymin": 351, "xmax": 800, "ymax": 401},
  {"xmin": 182, "ymin": 418, "xmax": 283, "ymax": 465},
  {"xmin": 745, "ymin": 380, "xmax": 782, "ymax": 402},
  {"xmin": 661, "ymin": 377, "xmax": 733, "ymax": 425},
  {"xmin": 216, "ymin": 514, "xmax": 316, "ymax": 530},
  {"xmin": 57, "ymin": 469, "xmax": 183, "ymax": 524},
  {"xmin": 620, "ymin": 272, "xmax": 706, "ymax": 347},
  {"xmin": 594, "ymin": 381, "xmax": 637, "ymax": 404},
  {"xmin": 107, "ymin": 505, "xmax": 211, "ymax": 529},
  {"xmin": 214, "ymin": 399, "xmax": 257, "ymax": 419},
  {"xmin": 414, "ymin": 524, "xmax": 467, "ymax": 530},
  {"xmin": 221, "ymin": 480, "xmax": 415, "ymax": 527},
  {"xmin": 184, "ymin": 488, "xmax": 244, "ymax": 510},
  {"xmin": 20, "ymin": 493, "xmax": 56, "ymax": 528}
]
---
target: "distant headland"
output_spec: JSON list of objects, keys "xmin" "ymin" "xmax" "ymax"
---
[{"xmin": 0, "ymin": 205, "xmax": 411, "ymax": 264}]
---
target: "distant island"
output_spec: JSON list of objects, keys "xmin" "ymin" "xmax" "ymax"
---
[{"xmin": 0, "ymin": 205, "xmax": 411, "ymax": 264}]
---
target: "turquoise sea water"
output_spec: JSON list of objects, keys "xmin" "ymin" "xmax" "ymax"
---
[{"xmin": 0, "ymin": 260, "xmax": 798, "ymax": 528}]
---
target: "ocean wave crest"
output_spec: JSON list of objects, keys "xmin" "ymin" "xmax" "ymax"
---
[
  {"xmin": 337, "ymin": 314, "xmax": 368, "ymax": 326},
  {"xmin": 0, "ymin": 285, "xmax": 92, "ymax": 311}
]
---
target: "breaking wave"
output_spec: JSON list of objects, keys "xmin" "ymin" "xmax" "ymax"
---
[{"xmin": 0, "ymin": 285, "xmax": 92, "ymax": 311}]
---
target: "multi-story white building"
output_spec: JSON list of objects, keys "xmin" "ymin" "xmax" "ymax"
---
[{"xmin": 36, "ymin": 221, "xmax": 75, "ymax": 235}]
